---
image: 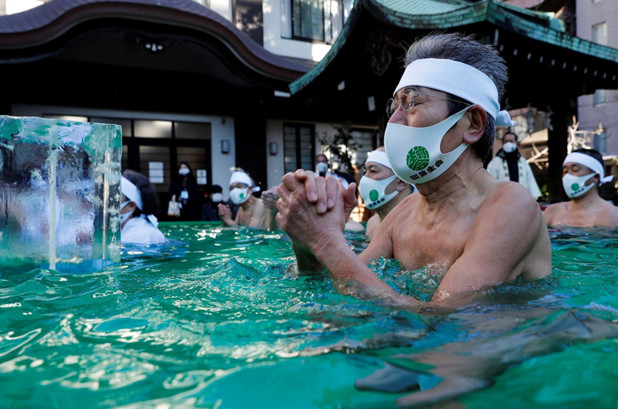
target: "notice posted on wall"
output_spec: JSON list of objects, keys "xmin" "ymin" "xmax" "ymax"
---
[
  {"xmin": 196, "ymin": 169, "xmax": 207, "ymax": 185},
  {"xmin": 149, "ymin": 162, "xmax": 164, "ymax": 184}
]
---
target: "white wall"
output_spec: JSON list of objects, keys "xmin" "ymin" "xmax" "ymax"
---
[
  {"xmin": 575, "ymin": 0, "xmax": 618, "ymax": 155},
  {"xmin": 10, "ymin": 104, "xmax": 236, "ymax": 190},
  {"xmin": 262, "ymin": 0, "xmax": 338, "ymax": 62},
  {"xmin": 266, "ymin": 119, "xmax": 285, "ymax": 189},
  {"xmin": 210, "ymin": 0, "xmax": 233, "ymax": 22}
]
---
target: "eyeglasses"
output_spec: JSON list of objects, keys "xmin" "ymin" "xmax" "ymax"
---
[{"xmin": 386, "ymin": 87, "xmax": 469, "ymax": 117}]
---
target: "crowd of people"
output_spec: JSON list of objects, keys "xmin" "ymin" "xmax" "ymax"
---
[{"xmin": 117, "ymin": 32, "xmax": 618, "ymax": 310}]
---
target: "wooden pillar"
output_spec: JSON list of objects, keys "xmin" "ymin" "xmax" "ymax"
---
[
  {"xmin": 546, "ymin": 96, "xmax": 577, "ymax": 203},
  {"xmin": 234, "ymin": 109, "xmax": 267, "ymax": 191}
]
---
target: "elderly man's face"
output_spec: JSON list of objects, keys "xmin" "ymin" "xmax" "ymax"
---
[
  {"xmin": 387, "ymin": 87, "xmax": 451, "ymax": 126},
  {"xmin": 388, "ymin": 86, "xmax": 468, "ymax": 154}
]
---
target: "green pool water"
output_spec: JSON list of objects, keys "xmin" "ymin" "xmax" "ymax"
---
[{"xmin": 1, "ymin": 222, "xmax": 617, "ymax": 409}]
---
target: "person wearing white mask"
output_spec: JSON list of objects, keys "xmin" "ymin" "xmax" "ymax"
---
[
  {"xmin": 314, "ymin": 153, "xmax": 351, "ymax": 189},
  {"xmin": 218, "ymin": 169, "xmax": 278, "ymax": 230},
  {"xmin": 543, "ymin": 149, "xmax": 618, "ymax": 228},
  {"xmin": 275, "ymin": 33, "xmax": 551, "ymax": 310},
  {"xmin": 120, "ymin": 170, "xmax": 166, "ymax": 244},
  {"xmin": 486, "ymin": 131, "xmax": 542, "ymax": 199},
  {"xmin": 359, "ymin": 147, "xmax": 415, "ymax": 239}
]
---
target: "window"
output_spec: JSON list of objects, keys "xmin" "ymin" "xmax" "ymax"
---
[
  {"xmin": 282, "ymin": 0, "xmax": 341, "ymax": 43},
  {"xmin": 284, "ymin": 124, "xmax": 315, "ymax": 173},
  {"xmin": 592, "ymin": 23, "xmax": 607, "ymax": 45}
]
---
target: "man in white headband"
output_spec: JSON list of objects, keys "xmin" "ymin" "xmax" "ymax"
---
[
  {"xmin": 120, "ymin": 170, "xmax": 166, "ymax": 244},
  {"xmin": 276, "ymin": 33, "xmax": 551, "ymax": 310},
  {"xmin": 544, "ymin": 148, "xmax": 618, "ymax": 228},
  {"xmin": 359, "ymin": 147, "xmax": 414, "ymax": 239},
  {"xmin": 218, "ymin": 168, "xmax": 278, "ymax": 230}
]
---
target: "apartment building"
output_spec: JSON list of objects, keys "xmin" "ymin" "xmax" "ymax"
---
[{"xmin": 576, "ymin": 0, "xmax": 618, "ymax": 156}]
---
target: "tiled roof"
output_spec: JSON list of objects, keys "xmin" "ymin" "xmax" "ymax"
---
[{"xmin": 290, "ymin": 0, "xmax": 618, "ymax": 94}]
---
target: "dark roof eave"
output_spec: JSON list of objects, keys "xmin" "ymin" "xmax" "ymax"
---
[{"xmin": 0, "ymin": 0, "xmax": 308, "ymax": 83}]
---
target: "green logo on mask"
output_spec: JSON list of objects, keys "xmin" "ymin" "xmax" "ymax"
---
[
  {"xmin": 571, "ymin": 183, "xmax": 579, "ymax": 191},
  {"xmin": 240, "ymin": 193, "xmax": 245, "ymax": 199},
  {"xmin": 369, "ymin": 189, "xmax": 379, "ymax": 202},
  {"xmin": 406, "ymin": 146, "xmax": 430, "ymax": 171}
]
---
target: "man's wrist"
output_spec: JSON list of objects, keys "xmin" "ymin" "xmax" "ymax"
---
[{"xmin": 311, "ymin": 228, "xmax": 346, "ymax": 263}]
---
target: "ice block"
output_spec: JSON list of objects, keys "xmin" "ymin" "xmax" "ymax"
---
[{"xmin": 0, "ymin": 116, "xmax": 122, "ymax": 273}]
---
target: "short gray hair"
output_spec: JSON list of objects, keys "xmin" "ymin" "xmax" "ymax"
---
[{"xmin": 405, "ymin": 33, "xmax": 508, "ymax": 163}]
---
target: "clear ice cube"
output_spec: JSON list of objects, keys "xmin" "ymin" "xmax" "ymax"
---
[{"xmin": 0, "ymin": 116, "xmax": 122, "ymax": 273}]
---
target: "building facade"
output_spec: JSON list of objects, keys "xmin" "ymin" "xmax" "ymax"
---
[
  {"xmin": 0, "ymin": 0, "xmax": 373, "ymax": 221},
  {"xmin": 1, "ymin": 0, "xmax": 616, "ymax": 213},
  {"xmin": 576, "ymin": 0, "xmax": 618, "ymax": 156}
]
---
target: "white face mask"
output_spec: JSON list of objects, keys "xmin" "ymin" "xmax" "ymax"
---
[
  {"xmin": 562, "ymin": 173, "xmax": 596, "ymax": 199},
  {"xmin": 179, "ymin": 168, "xmax": 190, "ymax": 176},
  {"xmin": 119, "ymin": 200, "xmax": 133, "ymax": 225},
  {"xmin": 503, "ymin": 141, "xmax": 517, "ymax": 153},
  {"xmin": 359, "ymin": 175, "xmax": 399, "ymax": 210},
  {"xmin": 211, "ymin": 193, "xmax": 223, "ymax": 203},
  {"xmin": 316, "ymin": 162, "xmax": 328, "ymax": 174},
  {"xmin": 384, "ymin": 108, "xmax": 469, "ymax": 184},
  {"xmin": 230, "ymin": 186, "xmax": 250, "ymax": 205}
]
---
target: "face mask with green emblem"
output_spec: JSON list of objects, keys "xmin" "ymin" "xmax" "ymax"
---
[
  {"xmin": 384, "ymin": 108, "xmax": 469, "ymax": 184},
  {"xmin": 230, "ymin": 186, "xmax": 250, "ymax": 205},
  {"xmin": 359, "ymin": 175, "xmax": 399, "ymax": 210}
]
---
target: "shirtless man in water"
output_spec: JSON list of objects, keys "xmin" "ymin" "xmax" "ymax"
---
[
  {"xmin": 276, "ymin": 33, "xmax": 551, "ymax": 310},
  {"xmin": 544, "ymin": 148, "xmax": 618, "ymax": 228},
  {"xmin": 218, "ymin": 169, "xmax": 278, "ymax": 230}
]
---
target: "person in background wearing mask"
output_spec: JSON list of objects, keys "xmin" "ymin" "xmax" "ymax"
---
[
  {"xmin": 201, "ymin": 184, "xmax": 237, "ymax": 221},
  {"xmin": 486, "ymin": 131, "xmax": 542, "ymax": 199},
  {"xmin": 315, "ymin": 153, "xmax": 353, "ymax": 189},
  {"xmin": 275, "ymin": 32, "xmax": 551, "ymax": 311},
  {"xmin": 218, "ymin": 169, "xmax": 278, "ymax": 230},
  {"xmin": 543, "ymin": 148, "xmax": 618, "ymax": 228},
  {"xmin": 121, "ymin": 170, "xmax": 166, "ymax": 244},
  {"xmin": 314, "ymin": 153, "xmax": 363, "ymax": 231},
  {"xmin": 168, "ymin": 161, "xmax": 201, "ymax": 221},
  {"xmin": 360, "ymin": 147, "xmax": 415, "ymax": 239}
]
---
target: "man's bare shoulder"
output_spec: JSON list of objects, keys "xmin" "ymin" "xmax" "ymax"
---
[
  {"xmin": 382, "ymin": 192, "xmax": 421, "ymax": 225},
  {"xmin": 482, "ymin": 181, "xmax": 540, "ymax": 217},
  {"xmin": 597, "ymin": 200, "xmax": 618, "ymax": 227}
]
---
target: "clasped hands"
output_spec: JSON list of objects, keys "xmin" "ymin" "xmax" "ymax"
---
[{"xmin": 275, "ymin": 169, "xmax": 357, "ymax": 252}]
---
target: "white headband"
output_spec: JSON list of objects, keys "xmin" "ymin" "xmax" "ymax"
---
[
  {"xmin": 365, "ymin": 150, "xmax": 392, "ymax": 170},
  {"xmin": 563, "ymin": 152, "xmax": 605, "ymax": 178},
  {"xmin": 121, "ymin": 176, "xmax": 143, "ymax": 211},
  {"xmin": 230, "ymin": 171, "xmax": 253, "ymax": 187},
  {"xmin": 395, "ymin": 58, "xmax": 513, "ymax": 127}
]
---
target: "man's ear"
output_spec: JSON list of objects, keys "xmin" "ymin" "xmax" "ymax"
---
[
  {"xmin": 395, "ymin": 179, "xmax": 409, "ymax": 192},
  {"xmin": 463, "ymin": 104, "xmax": 487, "ymax": 144}
]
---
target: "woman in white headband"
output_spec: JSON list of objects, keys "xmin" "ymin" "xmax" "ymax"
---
[
  {"xmin": 544, "ymin": 149, "xmax": 618, "ymax": 228},
  {"xmin": 359, "ymin": 147, "xmax": 415, "ymax": 239},
  {"xmin": 120, "ymin": 170, "xmax": 166, "ymax": 244}
]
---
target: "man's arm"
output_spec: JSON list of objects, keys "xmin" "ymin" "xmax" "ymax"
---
[{"xmin": 218, "ymin": 203, "xmax": 238, "ymax": 227}]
